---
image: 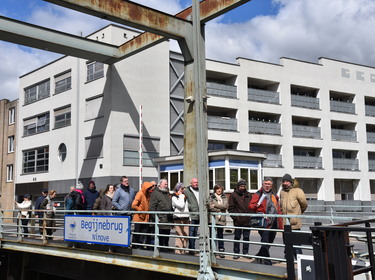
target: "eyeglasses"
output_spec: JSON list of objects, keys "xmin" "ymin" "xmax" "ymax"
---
[{"xmin": 152, "ymin": 185, "xmax": 157, "ymax": 187}]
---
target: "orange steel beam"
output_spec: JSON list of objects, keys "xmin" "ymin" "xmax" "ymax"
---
[{"xmin": 45, "ymin": 0, "xmax": 252, "ymax": 63}]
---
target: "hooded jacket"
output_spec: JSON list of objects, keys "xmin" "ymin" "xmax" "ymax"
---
[
  {"xmin": 132, "ymin": 182, "xmax": 153, "ymax": 222},
  {"xmin": 228, "ymin": 187, "xmax": 252, "ymax": 226},
  {"xmin": 280, "ymin": 179, "xmax": 308, "ymax": 229}
]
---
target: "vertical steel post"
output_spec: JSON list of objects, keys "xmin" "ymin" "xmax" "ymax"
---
[{"xmin": 182, "ymin": 1, "xmax": 213, "ymax": 279}]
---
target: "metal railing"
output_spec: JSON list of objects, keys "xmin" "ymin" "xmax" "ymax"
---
[
  {"xmin": 1, "ymin": 208, "xmax": 372, "ymax": 268},
  {"xmin": 207, "ymin": 116, "xmax": 237, "ymax": 131},
  {"xmin": 206, "ymin": 82, "xmax": 237, "ymax": 99},
  {"xmin": 291, "ymin": 94, "xmax": 320, "ymax": 110},
  {"xmin": 331, "ymin": 128, "xmax": 357, "ymax": 142},
  {"xmin": 263, "ymin": 154, "xmax": 283, "ymax": 168},
  {"xmin": 365, "ymin": 105, "xmax": 375, "ymax": 117},
  {"xmin": 330, "ymin": 100, "xmax": 356, "ymax": 114},
  {"xmin": 292, "ymin": 124, "xmax": 321, "ymax": 139},
  {"xmin": 293, "ymin": 155, "xmax": 323, "ymax": 169},
  {"xmin": 248, "ymin": 88, "xmax": 280, "ymax": 104},
  {"xmin": 332, "ymin": 158, "xmax": 359, "ymax": 170},
  {"xmin": 249, "ymin": 119, "xmax": 281, "ymax": 135}
]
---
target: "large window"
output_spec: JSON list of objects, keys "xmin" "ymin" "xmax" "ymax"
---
[
  {"xmin": 8, "ymin": 136, "xmax": 14, "ymax": 153},
  {"xmin": 23, "ymin": 112, "xmax": 50, "ymax": 136},
  {"xmin": 123, "ymin": 135, "xmax": 159, "ymax": 166},
  {"xmin": 23, "ymin": 146, "xmax": 49, "ymax": 174},
  {"xmin": 24, "ymin": 80, "xmax": 50, "ymax": 105},
  {"xmin": 229, "ymin": 167, "xmax": 258, "ymax": 190},
  {"xmin": 87, "ymin": 61, "xmax": 104, "ymax": 82},
  {"xmin": 6, "ymin": 164, "xmax": 13, "ymax": 182},
  {"xmin": 85, "ymin": 135, "xmax": 103, "ymax": 159},
  {"xmin": 8, "ymin": 107, "xmax": 15, "ymax": 125},
  {"xmin": 55, "ymin": 71, "xmax": 71, "ymax": 94},
  {"xmin": 86, "ymin": 95, "xmax": 103, "ymax": 120},
  {"xmin": 54, "ymin": 106, "xmax": 71, "ymax": 129}
]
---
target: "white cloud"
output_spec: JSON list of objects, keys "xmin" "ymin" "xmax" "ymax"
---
[
  {"xmin": 205, "ymin": 0, "xmax": 375, "ymax": 66},
  {"xmin": 2, "ymin": 0, "xmax": 375, "ymax": 101}
]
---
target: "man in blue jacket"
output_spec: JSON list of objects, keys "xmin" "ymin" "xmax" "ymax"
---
[{"xmin": 113, "ymin": 176, "xmax": 135, "ymax": 215}]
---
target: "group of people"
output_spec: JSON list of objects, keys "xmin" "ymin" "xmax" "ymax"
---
[
  {"xmin": 14, "ymin": 173, "xmax": 307, "ymax": 265},
  {"xmin": 228, "ymin": 174, "xmax": 307, "ymax": 265}
]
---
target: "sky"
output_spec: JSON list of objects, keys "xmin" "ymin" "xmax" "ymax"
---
[{"xmin": 1, "ymin": 0, "xmax": 375, "ymax": 101}]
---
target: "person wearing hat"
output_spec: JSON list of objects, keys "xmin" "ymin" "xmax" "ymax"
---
[
  {"xmin": 280, "ymin": 174, "xmax": 307, "ymax": 257},
  {"xmin": 228, "ymin": 179, "xmax": 252, "ymax": 259},
  {"xmin": 34, "ymin": 189, "xmax": 48, "ymax": 234},
  {"xmin": 14, "ymin": 194, "xmax": 32, "ymax": 237}
]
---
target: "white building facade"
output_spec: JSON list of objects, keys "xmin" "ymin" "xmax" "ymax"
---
[{"xmin": 16, "ymin": 24, "xmax": 375, "ymax": 204}]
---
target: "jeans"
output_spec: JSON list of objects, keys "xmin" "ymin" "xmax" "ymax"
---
[
  {"xmin": 256, "ymin": 222, "xmax": 277, "ymax": 258},
  {"xmin": 189, "ymin": 219, "xmax": 199, "ymax": 249},
  {"xmin": 233, "ymin": 228, "xmax": 250, "ymax": 254}
]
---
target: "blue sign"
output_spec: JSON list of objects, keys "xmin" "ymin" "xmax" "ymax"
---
[{"xmin": 64, "ymin": 215, "xmax": 131, "ymax": 247}]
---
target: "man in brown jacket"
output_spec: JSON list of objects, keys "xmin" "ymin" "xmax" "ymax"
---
[{"xmin": 280, "ymin": 173, "xmax": 307, "ymax": 256}]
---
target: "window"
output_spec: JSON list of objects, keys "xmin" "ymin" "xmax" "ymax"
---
[
  {"xmin": 123, "ymin": 135, "xmax": 159, "ymax": 166},
  {"xmin": 58, "ymin": 143, "xmax": 67, "ymax": 162},
  {"xmin": 23, "ymin": 146, "xmax": 49, "ymax": 174},
  {"xmin": 23, "ymin": 112, "xmax": 50, "ymax": 136},
  {"xmin": 87, "ymin": 61, "xmax": 104, "ymax": 82},
  {"xmin": 8, "ymin": 136, "xmax": 14, "ymax": 153},
  {"xmin": 86, "ymin": 95, "xmax": 103, "ymax": 120},
  {"xmin": 86, "ymin": 135, "xmax": 103, "ymax": 158},
  {"xmin": 54, "ymin": 106, "xmax": 71, "ymax": 129},
  {"xmin": 24, "ymin": 80, "xmax": 50, "ymax": 105},
  {"xmin": 55, "ymin": 71, "xmax": 71, "ymax": 94},
  {"xmin": 8, "ymin": 107, "xmax": 15, "ymax": 124},
  {"xmin": 6, "ymin": 165, "xmax": 13, "ymax": 182}
]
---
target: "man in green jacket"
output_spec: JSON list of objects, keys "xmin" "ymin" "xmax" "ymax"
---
[{"xmin": 184, "ymin": 178, "xmax": 199, "ymax": 254}]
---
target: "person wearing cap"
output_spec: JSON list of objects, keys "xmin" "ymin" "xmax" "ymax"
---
[
  {"xmin": 131, "ymin": 181, "xmax": 153, "ymax": 249},
  {"xmin": 209, "ymin": 183, "xmax": 228, "ymax": 258},
  {"xmin": 172, "ymin": 182, "xmax": 189, "ymax": 254},
  {"xmin": 280, "ymin": 174, "xmax": 307, "ymax": 257},
  {"xmin": 228, "ymin": 179, "xmax": 252, "ymax": 259},
  {"xmin": 14, "ymin": 194, "xmax": 32, "ymax": 237},
  {"xmin": 249, "ymin": 177, "xmax": 283, "ymax": 265},
  {"xmin": 34, "ymin": 189, "xmax": 48, "ymax": 234}
]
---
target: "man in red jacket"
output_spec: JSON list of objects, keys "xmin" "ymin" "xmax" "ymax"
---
[{"xmin": 249, "ymin": 177, "xmax": 283, "ymax": 265}]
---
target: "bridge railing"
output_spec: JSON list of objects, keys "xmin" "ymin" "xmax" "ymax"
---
[{"xmin": 0, "ymin": 209, "xmax": 369, "ymax": 267}]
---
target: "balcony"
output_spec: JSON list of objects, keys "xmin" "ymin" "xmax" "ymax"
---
[
  {"xmin": 365, "ymin": 105, "xmax": 375, "ymax": 117},
  {"xmin": 292, "ymin": 125, "xmax": 321, "ymax": 139},
  {"xmin": 333, "ymin": 158, "xmax": 359, "ymax": 171},
  {"xmin": 331, "ymin": 129, "xmax": 357, "ymax": 142},
  {"xmin": 263, "ymin": 154, "xmax": 282, "ymax": 168},
  {"xmin": 369, "ymin": 160, "xmax": 375, "ymax": 171},
  {"xmin": 248, "ymin": 88, "xmax": 279, "ymax": 104},
  {"xmin": 291, "ymin": 95, "xmax": 320, "ymax": 110},
  {"xmin": 367, "ymin": 132, "xmax": 375, "ymax": 143},
  {"xmin": 294, "ymin": 155, "xmax": 322, "ymax": 169},
  {"xmin": 330, "ymin": 100, "xmax": 355, "ymax": 114},
  {"xmin": 207, "ymin": 116, "xmax": 237, "ymax": 131},
  {"xmin": 206, "ymin": 82, "xmax": 237, "ymax": 99},
  {"xmin": 249, "ymin": 119, "xmax": 281, "ymax": 135}
]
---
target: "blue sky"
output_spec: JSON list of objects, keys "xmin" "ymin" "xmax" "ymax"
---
[{"xmin": 1, "ymin": 0, "xmax": 375, "ymax": 100}]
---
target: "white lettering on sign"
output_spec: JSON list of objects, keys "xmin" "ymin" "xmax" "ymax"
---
[{"xmin": 64, "ymin": 215, "xmax": 131, "ymax": 247}]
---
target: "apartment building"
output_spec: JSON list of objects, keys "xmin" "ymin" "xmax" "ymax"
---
[
  {"xmin": 0, "ymin": 98, "xmax": 18, "ymax": 212},
  {"xmin": 16, "ymin": 24, "xmax": 375, "ymax": 204}
]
